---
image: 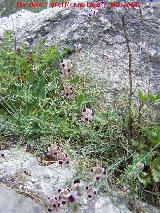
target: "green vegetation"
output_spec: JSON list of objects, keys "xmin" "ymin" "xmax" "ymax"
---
[
  {"xmin": 0, "ymin": 31, "xmax": 160, "ymax": 207},
  {"xmin": 0, "ymin": 0, "xmax": 66, "ymax": 16}
]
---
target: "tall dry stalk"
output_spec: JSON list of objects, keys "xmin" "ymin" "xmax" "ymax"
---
[{"xmin": 122, "ymin": 15, "xmax": 133, "ymax": 137}]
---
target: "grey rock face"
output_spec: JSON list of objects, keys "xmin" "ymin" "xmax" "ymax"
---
[
  {"xmin": 0, "ymin": 186, "xmax": 43, "ymax": 213},
  {"xmin": 0, "ymin": 148, "xmax": 74, "ymax": 202},
  {"xmin": 0, "ymin": 0, "xmax": 159, "ymax": 103},
  {"xmin": 0, "ymin": 148, "xmax": 132, "ymax": 213},
  {"xmin": 82, "ymin": 196, "xmax": 131, "ymax": 213}
]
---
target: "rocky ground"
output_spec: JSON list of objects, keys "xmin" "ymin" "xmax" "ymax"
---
[
  {"xmin": 0, "ymin": 186, "xmax": 43, "ymax": 213},
  {"xmin": 0, "ymin": 148, "xmax": 132, "ymax": 213},
  {"xmin": 0, "ymin": 148, "xmax": 160, "ymax": 213}
]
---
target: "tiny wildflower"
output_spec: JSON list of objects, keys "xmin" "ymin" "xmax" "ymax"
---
[
  {"xmin": 74, "ymin": 43, "xmax": 82, "ymax": 52},
  {"xmin": 81, "ymin": 107, "xmax": 94, "ymax": 123},
  {"xmin": 47, "ymin": 144, "xmax": 69, "ymax": 165},
  {"xmin": 90, "ymin": 166, "xmax": 107, "ymax": 181},
  {"xmin": 61, "ymin": 84, "xmax": 73, "ymax": 98},
  {"xmin": 85, "ymin": 186, "xmax": 97, "ymax": 199},
  {"xmin": 59, "ymin": 59, "xmax": 72, "ymax": 79}
]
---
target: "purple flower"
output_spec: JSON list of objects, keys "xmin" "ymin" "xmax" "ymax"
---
[
  {"xmin": 74, "ymin": 179, "xmax": 80, "ymax": 184},
  {"xmin": 59, "ymin": 160, "xmax": 63, "ymax": 165},
  {"xmin": 96, "ymin": 176, "xmax": 100, "ymax": 181},
  {"xmin": 62, "ymin": 200, "xmax": 66, "ymax": 205},
  {"xmin": 59, "ymin": 59, "xmax": 72, "ymax": 79},
  {"xmin": 81, "ymin": 107, "xmax": 94, "ymax": 123},
  {"xmin": 86, "ymin": 186, "xmax": 97, "ymax": 199},
  {"xmin": 68, "ymin": 194, "xmax": 75, "ymax": 202},
  {"xmin": 67, "ymin": 191, "xmax": 78, "ymax": 203}
]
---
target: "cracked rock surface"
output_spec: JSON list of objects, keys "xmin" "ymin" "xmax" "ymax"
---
[
  {"xmin": 0, "ymin": 148, "xmax": 74, "ymax": 202},
  {"xmin": 0, "ymin": 0, "xmax": 159, "ymax": 104},
  {"xmin": 0, "ymin": 148, "xmax": 160, "ymax": 213},
  {"xmin": 0, "ymin": 148, "xmax": 132, "ymax": 213}
]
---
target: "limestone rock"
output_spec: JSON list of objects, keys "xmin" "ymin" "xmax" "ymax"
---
[
  {"xmin": 0, "ymin": 148, "xmax": 74, "ymax": 202},
  {"xmin": 0, "ymin": 148, "xmax": 159, "ymax": 212},
  {"xmin": 0, "ymin": 148, "xmax": 131, "ymax": 212},
  {"xmin": 0, "ymin": 186, "xmax": 43, "ymax": 213}
]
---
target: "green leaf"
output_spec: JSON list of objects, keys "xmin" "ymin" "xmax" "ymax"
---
[
  {"xmin": 41, "ymin": 46, "xmax": 59, "ymax": 68},
  {"xmin": 76, "ymin": 94, "xmax": 84, "ymax": 106},
  {"xmin": 59, "ymin": 120, "xmax": 71, "ymax": 137},
  {"xmin": 61, "ymin": 48, "xmax": 74, "ymax": 57},
  {"xmin": 95, "ymin": 116, "xmax": 106, "ymax": 126},
  {"xmin": 151, "ymin": 156, "xmax": 160, "ymax": 182},
  {"xmin": 71, "ymin": 75, "xmax": 80, "ymax": 85},
  {"xmin": 132, "ymin": 153, "xmax": 144, "ymax": 165},
  {"xmin": 155, "ymin": 92, "xmax": 160, "ymax": 100},
  {"xmin": 138, "ymin": 173, "xmax": 152, "ymax": 186},
  {"xmin": 138, "ymin": 90, "xmax": 146, "ymax": 103},
  {"xmin": 149, "ymin": 127, "xmax": 160, "ymax": 145},
  {"xmin": 38, "ymin": 78, "xmax": 46, "ymax": 99},
  {"xmin": 149, "ymin": 93, "xmax": 156, "ymax": 103}
]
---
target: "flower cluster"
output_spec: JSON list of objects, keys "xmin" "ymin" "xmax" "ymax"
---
[
  {"xmin": 59, "ymin": 58, "xmax": 95, "ymax": 123},
  {"xmin": 90, "ymin": 166, "xmax": 107, "ymax": 181},
  {"xmin": 81, "ymin": 106, "xmax": 94, "ymax": 123},
  {"xmin": 59, "ymin": 59, "xmax": 72, "ymax": 80},
  {"xmin": 47, "ymin": 166, "xmax": 107, "ymax": 212},
  {"xmin": 48, "ymin": 184, "xmax": 79, "ymax": 211},
  {"xmin": 85, "ymin": 186, "xmax": 97, "ymax": 199},
  {"xmin": 48, "ymin": 195, "xmax": 63, "ymax": 211},
  {"xmin": 61, "ymin": 84, "xmax": 73, "ymax": 98},
  {"xmin": 47, "ymin": 144, "xmax": 69, "ymax": 166},
  {"xmin": 59, "ymin": 59, "xmax": 73, "ymax": 99}
]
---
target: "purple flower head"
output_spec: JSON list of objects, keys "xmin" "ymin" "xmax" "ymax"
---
[
  {"xmin": 59, "ymin": 160, "xmax": 63, "ymax": 165},
  {"xmin": 91, "ymin": 166, "xmax": 106, "ymax": 180},
  {"xmin": 74, "ymin": 179, "xmax": 80, "ymax": 184},
  {"xmin": 47, "ymin": 144, "xmax": 69, "ymax": 165},
  {"xmin": 50, "ymin": 196, "xmax": 62, "ymax": 209},
  {"xmin": 62, "ymin": 200, "xmax": 66, "ymax": 205},
  {"xmin": 73, "ymin": 179, "xmax": 82, "ymax": 192},
  {"xmin": 68, "ymin": 195, "xmax": 75, "ymax": 202},
  {"xmin": 81, "ymin": 107, "xmax": 94, "ymax": 123},
  {"xmin": 86, "ymin": 187, "xmax": 97, "ymax": 199},
  {"xmin": 96, "ymin": 176, "xmax": 100, "ymax": 181},
  {"xmin": 59, "ymin": 188, "xmax": 70, "ymax": 200},
  {"xmin": 59, "ymin": 59, "xmax": 72, "ymax": 79},
  {"xmin": 67, "ymin": 191, "xmax": 78, "ymax": 203},
  {"xmin": 62, "ymin": 84, "xmax": 73, "ymax": 98}
]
